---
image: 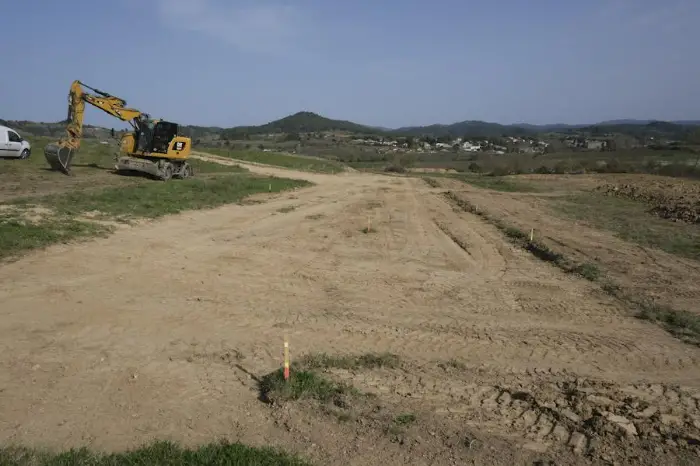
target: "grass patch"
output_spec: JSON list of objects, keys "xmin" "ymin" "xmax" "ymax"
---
[
  {"xmin": 259, "ymin": 368, "xmax": 358, "ymax": 405},
  {"xmin": 422, "ymin": 177, "xmax": 441, "ymax": 188},
  {"xmin": 0, "ymin": 212, "xmax": 112, "ymax": 261},
  {"xmin": 393, "ymin": 413, "xmax": 417, "ymax": 426},
  {"xmin": 0, "ymin": 440, "xmax": 310, "ymax": 466},
  {"xmin": 637, "ymin": 303, "xmax": 700, "ymax": 345},
  {"xmin": 571, "ymin": 262, "xmax": 602, "ymax": 281},
  {"xmin": 553, "ymin": 193, "xmax": 700, "ymax": 261},
  {"xmin": 14, "ymin": 175, "xmax": 310, "ymax": 220},
  {"xmin": 439, "ymin": 358, "xmax": 467, "ymax": 371},
  {"xmin": 503, "ymin": 226, "xmax": 528, "ymax": 241},
  {"xmin": 448, "ymin": 174, "xmax": 542, "ymax": 192},
  {"xmin": 203, "ymin": 148, "xmax": 345, "ymax": 174},
  {"xmin": 386, "ymin": 413, "xmax": 417, "ymax": 436},
  {"xmin": 1, "ymin": 173, "xmax": 310, "ymax": 260},
  {"xmin": 299, "ymin": 352, "xmax": 400, "ymax": 370},
  {"xmin": 188, "ymin": 158, "xmax": 248, "ymax": 174}
]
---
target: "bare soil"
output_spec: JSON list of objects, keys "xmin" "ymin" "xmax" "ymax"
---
[
  {"xmin": 435, "ymin": 175, "xmax": 700, "ymax": 315},
  {"xmin": 0, "ymin": 156, "xmax": 699, "ymax": 465}
]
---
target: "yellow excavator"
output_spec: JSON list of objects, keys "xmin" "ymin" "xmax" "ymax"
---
[{"xmin": 44, "ymin": 80, "xmax": 193, "ymax": 181}]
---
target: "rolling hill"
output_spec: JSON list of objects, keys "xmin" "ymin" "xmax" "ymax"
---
[{"xmin": 4, "ymin": 112, "xmax": 700, "ymax": 142}]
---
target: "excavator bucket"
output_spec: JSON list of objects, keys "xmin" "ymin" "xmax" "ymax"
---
[{"xmin": 43, "ymin": 143, "xmax": 75, "ymax": 175}]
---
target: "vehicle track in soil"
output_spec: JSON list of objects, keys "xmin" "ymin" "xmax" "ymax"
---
[{"xmin": 0, "ymin": 155, "xmax": 698, "ymax": 464}]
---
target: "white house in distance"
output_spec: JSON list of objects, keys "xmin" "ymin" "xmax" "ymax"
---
[{"xmin": 462, "ymin": 141, "xmax": 481, "ymax": 152}]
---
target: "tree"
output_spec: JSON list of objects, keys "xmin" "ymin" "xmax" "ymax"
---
[
  {"xmin": 258, "ymin": 143, "xmax": 265, "ymax": 150},
  {"xmin": 110, "ymin": 128, "xmax": 115, "ymax": 138}
]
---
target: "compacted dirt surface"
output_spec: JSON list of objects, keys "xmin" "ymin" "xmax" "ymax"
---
[{"xmin": 0, "ymin": 154, "xmax": 699, "ymax": 465}]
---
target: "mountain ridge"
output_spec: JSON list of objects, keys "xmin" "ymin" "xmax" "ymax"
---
[
  {"xmin": 211, "ymin": 112, "xmax": 700, "ymax": 139},
  {"xmin": 4, "ymin": 113, "xmax": 700, "ymax": 140}
]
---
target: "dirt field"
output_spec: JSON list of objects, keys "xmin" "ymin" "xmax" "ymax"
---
[{"xmin": 0, "ymin": 155, "xmax": 699, "ymax": 465}]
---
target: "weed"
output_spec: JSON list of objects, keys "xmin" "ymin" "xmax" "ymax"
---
[
  {"xmin": 503, "ymin": 226, "xmax": 528, "ymax": 241},
  {"xmin": 422, "ymin": 177, "xmax": 441, "ymax": 188},
  {"xmin": 525, "ymin": 241, "xmax": 565, "ymax": 265},
  {"xmin": 277, "ymin": 205, "xmax": 297, "ymax": 213},
  {"xmin": 636, "ymin": 300, "xmax": 700, "ymax": 345},
  {"xmin": 393, "ymin": 413, "xmax": 417, "ymax": 426},
  {"xmin": 0, "ymin": 440, "xmax": 310, "ymax": 466},
  {"xmin": 572, "ymin": 262, "xmax": 601, "ymax": 281},
  {"xmin": 259, "ymin": 368, "xmax": 358, "ymax": 405},
  {"xmin": 361, "ymin": 226, "xmax": 377, "ymax": 234},
  {"xmin": 439, "ymin": 358, "xmax": 467, "ymax": 371},
  {"xmin": 305, "ymin": 213, "xmax": 324, "ymax": 220},
  {"xmin": 386, "ymin": 413, "xmax": 417, "ymax": 436}
]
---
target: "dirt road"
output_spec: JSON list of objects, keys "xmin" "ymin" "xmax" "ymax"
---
[{"xmin": 0, "ymin": 156, "xmax": 699, "ymax": 465}]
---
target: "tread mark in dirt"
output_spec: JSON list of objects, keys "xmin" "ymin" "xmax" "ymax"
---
[{"xmin": 331, "ymin": 368, "xmax": 700, "ymax": 456}]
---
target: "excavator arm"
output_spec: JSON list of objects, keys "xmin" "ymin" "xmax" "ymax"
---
[{"xmin": 44, "ymin": 80, "xmax": 146, "ymax": 174}]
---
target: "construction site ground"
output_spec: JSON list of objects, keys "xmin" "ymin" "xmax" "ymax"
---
[{"xmin": 1, "ymin": 153, "xmax": 699, "ymax": 465}]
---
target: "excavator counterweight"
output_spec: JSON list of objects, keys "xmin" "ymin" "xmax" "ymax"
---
[{"xmin": 44, "ymin": 80, "xmax": 192, "ymax": 181}]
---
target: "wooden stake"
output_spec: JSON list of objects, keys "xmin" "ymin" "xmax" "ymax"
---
[{"xmin": 283, "ymin": 337, "xmax": 290, "ymax": 381}]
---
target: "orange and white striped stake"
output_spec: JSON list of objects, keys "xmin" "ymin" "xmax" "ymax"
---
[{"xmin": 283, "ymin": 337, "xmax": 290, "ymax": 381}]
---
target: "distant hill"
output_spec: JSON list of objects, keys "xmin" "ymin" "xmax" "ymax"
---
[
  {"xmin": 5, "ymin": 112, "xmax": 700, "ymax": 142},
  {"xmin": 391, "ymin": 121, "xmax": 534, "ymax": 138},
  {"xmin": 0, "ymin": 119, "xmax": 111, "ymax": 139},
  {"xmin": 220, "ymin": 111, "xmax": 374, "ymax": 139},
  {"xmin": 217, "ymin": 113, "xmax": 700, "ymax": 139}
]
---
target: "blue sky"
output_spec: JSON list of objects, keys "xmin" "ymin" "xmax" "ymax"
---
[{"xmin": 2, "ymin": 0, "xmax": 698, "ymax": 128}]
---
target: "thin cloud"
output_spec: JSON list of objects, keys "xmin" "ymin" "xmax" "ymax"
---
[
  {"xmin": 596, "ymin": 0, "xmax": 698, "ymax": 32},
  {"xmin": 155, "ymin": 0, "xmax": 305, "ymax": 54}
]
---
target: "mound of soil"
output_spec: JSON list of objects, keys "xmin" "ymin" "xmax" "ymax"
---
[{"xmin": 597, "ymin": 181, "xmax": 700, "ymax": 224}]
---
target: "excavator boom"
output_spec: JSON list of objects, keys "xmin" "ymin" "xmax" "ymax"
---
[{"xmin": 44, "ymin": 80, "xmax": 143, "ymax": 174}]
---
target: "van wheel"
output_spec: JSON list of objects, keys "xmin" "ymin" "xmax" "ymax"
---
[{"xmin": 20, "ymin": 150, "xmax": 30, "ymax": 159}]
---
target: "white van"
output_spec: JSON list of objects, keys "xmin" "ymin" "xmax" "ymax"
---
[{"xmin": 0, "ymin": 125, "xmax": 31, "ymax": 159}]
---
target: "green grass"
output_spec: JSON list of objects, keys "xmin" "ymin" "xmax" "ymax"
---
[
  {"xmin": 447, "ymin": 174, "xmax": 543, "ymax": 192},
  {"xmin": 14, "ymin": 175, "xmax": 310, "ymax": 220},
  {"xmin": 259, "ymin": 368, "xmax": 358, "ymax": 404},
  {"xmin": 0, "ymin": 212, "xmax": 112, "ymax": 261},
  {"xmin": 188, "ymin": 158, "xmax": 248, "ymax": 174},
  {"xmin": 0, "ymin": 440, "xmax": 310, "ymax": 466},
  {"xmin": 203, "ymin": 148, "xmax": 345, "ymax": 173},
  {"xmin": 392, "ymin": 413, "xmax": 416, "ymax": 426},
  {"xmin": 553, "ymin": 193, "xmax": 700, "ymax": 261},
  {"xmin": 259, "ymin": 352, "xmax": 398, "ymax": 407},
  {"xmin": 637, "ymin": 302, "xmax": 700, "ymax": 345},
  {"xmin": 571, "ymin": 262, "xmax": 602, "ymax": 281},
  {"xmin": 1, "ymin": 174, "xmax": 311, "ymax": 260}
]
